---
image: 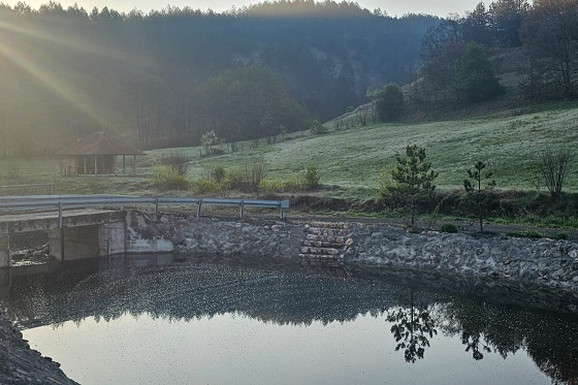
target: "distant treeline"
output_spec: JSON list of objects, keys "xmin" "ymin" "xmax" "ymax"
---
[
  {"xmin": 408, "ymin": 0, "xmax": 578, "ymax": 108},
  {"xmin": 0, "ymin": 1, "xmax": 438, "ymax": 154}
]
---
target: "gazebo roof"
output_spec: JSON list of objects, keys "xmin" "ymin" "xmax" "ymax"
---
[{"xmin": 61, "ymin": 131, "xmax": 145, "ymax": 156}]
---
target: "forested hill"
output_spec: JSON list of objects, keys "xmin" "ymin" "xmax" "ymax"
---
[{"xmin": 0, "ymin": 1, "xmax": 438, "ymax": 154}]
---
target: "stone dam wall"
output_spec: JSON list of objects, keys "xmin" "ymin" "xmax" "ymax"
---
[{"xmin": 127, "ymin": 211, "xmax": 578, "ymax": 294}]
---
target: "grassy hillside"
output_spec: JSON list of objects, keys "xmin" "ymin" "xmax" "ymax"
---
[
  {"xmin": 159, "ymin": 102, "xmax": 578, "ymax": 200},
  {"xmin": 1, "ymin": 102, "xmax": 577, "ymax": 203}
]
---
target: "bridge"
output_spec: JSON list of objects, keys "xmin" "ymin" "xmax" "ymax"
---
[{"xmin": 0, "ymin": 195, "xmax": 290, "ymax": 269}]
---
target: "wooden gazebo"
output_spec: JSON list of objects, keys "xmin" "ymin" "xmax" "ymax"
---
[{"xmin": 61, "ymin": 131, "xmax": 145, "ymax": 176}]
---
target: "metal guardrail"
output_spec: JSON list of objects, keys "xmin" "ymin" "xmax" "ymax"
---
[{"xmin": 0, "ymin": 195, "xmax": 290, "ymax": 220}]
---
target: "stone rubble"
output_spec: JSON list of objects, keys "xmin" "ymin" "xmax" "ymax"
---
[{"xmin": 0, "ymin": 309, "xmax": 78, "ymax": 385}]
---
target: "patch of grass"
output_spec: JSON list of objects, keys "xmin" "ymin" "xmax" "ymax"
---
[{"xmin": 505, "ymin": 230, "xmax": 544, "ymax": 239}]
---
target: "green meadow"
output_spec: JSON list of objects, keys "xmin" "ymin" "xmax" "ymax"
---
[{"xmin": 1, "ymin": 102, "xmax": 578, "ymax": 204}]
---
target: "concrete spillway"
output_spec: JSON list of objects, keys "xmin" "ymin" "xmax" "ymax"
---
[{"xmin": 0, "ymin": 209, "xmax": 126, "ymax": 268}]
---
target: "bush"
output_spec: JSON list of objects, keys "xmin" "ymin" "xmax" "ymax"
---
[
  {"xmin": 259, "ymin": 179, "xmax": 287, "ymax": 193},
  {"xmin": 304, "ymin": 165, "xmax": 321, "ymax": 189},
  {"xmin": 440, "ymin": 223, "xmax": 458, "ymax": 233},
  {"xmin": 151, "ymin": 166, "xmax": 189, "ymax": 191},
  {"xmin": 200, "ymin": 130, "xmax": 223, "ymax": 156},
  {"xmin": 260, "ymin": 174, "xmax": 305, "ymax": 193},
  {"xmin": 209, "ymin": 166, "xmax": 226, "ymax": 185},
  {"xmin": 376, "ymin": 83, "xmax": 404, "ymax": 121},
  {"xmin": 225, "ymin": 161, "xmax": 267, "ymax": 194},
  {"xmin": 310, "ymin": 120, "xmax": 328, "ymax": 135},
  {"xmin": 193, "ymin": 179, "xmax": 220, "ymax": 195},
  {"xmin": 160, "ymin": 152, "xmax": 189, "ymax": 176}
]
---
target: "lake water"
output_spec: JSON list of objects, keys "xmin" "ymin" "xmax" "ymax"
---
[{"xmin": 2, "ymin": 255, "xmax": 578, "ymax": 385}]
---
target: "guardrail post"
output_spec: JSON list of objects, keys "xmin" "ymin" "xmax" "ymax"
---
[
  {"xmin": 58, "ymin": 201, "xmax": 65, "ymax": 262},
  {"xmin": 196, "ymin": 199, "xmax": 202, "ymax": 218},
  {"xmin": 280, "ymin": 200, "xmax": 289, "ymax": 220},
  {"xmin": 239, "ymin": 200, "xmax": 245, "ymax": 219},
  {"xmin": 58, "ymin": 201, "xmax": 63, "ymax": 229},
  {"xmin": 155, "ymin": 198, "xmax": 159, "ymax": 217}
]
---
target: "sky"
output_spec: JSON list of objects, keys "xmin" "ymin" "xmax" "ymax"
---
[{"xmin": 11, "ymin": 0, "xmax": 482, "ymax": 17}]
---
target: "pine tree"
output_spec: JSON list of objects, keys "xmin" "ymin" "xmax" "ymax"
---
[{"xmin": 388, "ymin": 145, "xmax": 438, "ymax": 227}]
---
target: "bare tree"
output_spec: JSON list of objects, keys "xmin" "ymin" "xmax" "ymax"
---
[
  {"xmin": 535, "ymin": 149, "xmax": 572, "ymax": 199},
  {"xmin": 464, "ymin": 161, "xmax": 496, "ymax": 232}
]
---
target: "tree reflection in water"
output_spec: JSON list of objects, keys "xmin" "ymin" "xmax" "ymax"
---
[
  {"xmin": 3, "ymin": 258, "xmax": 578, "ymax": 384},
  {"xmin": 386, "ymin": 289, "xmax": 437, "ymax": 363}
]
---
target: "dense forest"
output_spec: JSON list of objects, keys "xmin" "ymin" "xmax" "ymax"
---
[
  {"xmin": 0, "ymin": 1, "xmax": 438, "ymax": 154},
  {"xmin": 1, "ymin": 0, "xmax": 577, "ymax": 156},
  {"xmin": 406, "ymin": 0, "xmax": 578, "ymax": 111}
]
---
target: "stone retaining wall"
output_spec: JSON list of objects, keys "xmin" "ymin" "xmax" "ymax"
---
[
  {"xmin": 128, "ymin": 212, "xmax": 303, "ymax": 259},
  {"xmin": 344, "ymin": 223, "xmax": 578, "ymax": 293},
  {"xmin": 127, "ymin": 212, "xmax": 578, "ymax": 294}
]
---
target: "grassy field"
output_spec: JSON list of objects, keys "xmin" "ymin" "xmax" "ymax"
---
[{"xmin": 1, "ymin": 102, "xmax": 577, "ymax": 204}]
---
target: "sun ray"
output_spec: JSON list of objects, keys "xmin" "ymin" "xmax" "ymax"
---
[
  {"xmin": 0, "ymin": 40, "xmax": 109, "ymax": 129},
  {"xmin": 0, "ymin": 20, "xmax": 123, "ymax": 59}
]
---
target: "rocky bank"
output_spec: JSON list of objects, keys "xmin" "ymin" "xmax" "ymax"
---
[{"xmin": 0, "ymin": 309, "xmax": 78, "ymax": 385}]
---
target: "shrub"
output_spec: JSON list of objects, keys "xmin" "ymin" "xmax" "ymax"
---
[
  {"xmin": 151, "ymin": 166, "xmax": 189, "ymax": 191},
  {"xmin": 535, "ymin": 149, "xmax": 572, "ymax": 199},
  {"xmin": 304, "ymin": 165, "xmax": 321, "ymax": 189},
  {"xmin": 376, "ymin": 83, "xmax": 404, "ymax": 121},
  {"xmin": 200, "ymin": 130, "xmax": 223, "ymax": 156},
  {"xmin": 193, "ymin": 179, "xmax": 220, "ymax": 195},
  {"xmin": 160, "ymin": 152, "xmax": 189, "ymax": 176},
  {"xmin": 555, "ymin": 232, "xmax": 568, "ymax": 240},
  {"xmin": 209, "ymin": 166, "xmax": 226, "ymax": 185},
  {"xmin": 259, "ymin": 179, "xmax": 286, "ymax": 193},
  {"xmin": 310, "ymin": 120, "xmax": 328, "ymax": 135},
  {"xmin": 440, "ymin": 223, "xmax": 458, "ymax": 233},
  {"xmin": 225, "ymin": 161, "xmax": 267, "ymax": 194}
]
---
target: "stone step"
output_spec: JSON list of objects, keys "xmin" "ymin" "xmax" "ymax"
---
[
  {"xmin": 303, "ymin": 239, "xmax": 345, "ymax": 248},
  {"xmin": 299, "ymin": 253, "xmax": 343, "ymax": 260},
  {"xmin": 301, "ymin": 261, "xmax": 343, "ymax": 268},
  {"xmin": 310, "ymin": 222, "xmax": 349, "ymax": 229},
  {"xmin": 300, "ymin": 246, "xmax": 341, "ymax": 255},
  {"xmin": 301, "ymin": 259, "xmax": 343, "ymax": 267},
  {"xmin": 307, "ymin": 228, "xmax": 348, "ymax": 237},
  {"xmin": 305, "ymin": 234, "xmax": 346, "ymax": 244}
]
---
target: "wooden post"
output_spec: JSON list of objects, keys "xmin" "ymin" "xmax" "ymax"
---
[
  {"xmin": 94, "ymin": 155, "xmax": 98, "ymax": 176},
  {"xmin": 123, "ymin": 155, "xmax": 126, "ymax": 175},
  {"xmin": 83, "ymin": 156, "xmax": 87, "ymax": 174},
  {"xmin": 133, "ymin": 155, "xmax": 136, "ymax": 176}
]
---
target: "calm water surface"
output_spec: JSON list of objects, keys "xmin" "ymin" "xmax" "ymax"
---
[{"xmin": 2, "ymin": 255, "xmax": 578, "ymax": 385}]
